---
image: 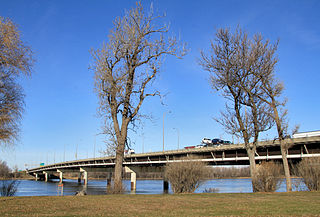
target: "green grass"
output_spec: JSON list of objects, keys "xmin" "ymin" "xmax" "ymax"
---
[{"xmin": 1, "ymin": 191, "xmax": 320, "ymax": 216}]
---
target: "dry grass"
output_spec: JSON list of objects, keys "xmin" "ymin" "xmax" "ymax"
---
[{"xmin": 1, "ymin": 191, "xmax": 320, "ymax": 216}]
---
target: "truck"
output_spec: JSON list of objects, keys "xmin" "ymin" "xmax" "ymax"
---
[{"xmin": 292, "ymin": 130, "xmax": 320, "ymax": 138}]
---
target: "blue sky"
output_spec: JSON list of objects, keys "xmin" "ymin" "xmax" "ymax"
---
[{"xmin": 1, "ymin": 0, "xmax": 319, "ymax": 169}]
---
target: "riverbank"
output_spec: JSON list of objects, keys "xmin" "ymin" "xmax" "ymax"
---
[{"xmin": 1, "ymin": 191, "xmax": 319, "ymax": 216}]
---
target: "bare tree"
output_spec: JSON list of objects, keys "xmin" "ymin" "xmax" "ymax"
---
[
  {"xmin": 91, "ymin": 2, "xmax": 186, "ymax": 193},
  {"xmin": 238, "ymin": 33, "xmax": 293, "ymax": 192},
  {"xmin": 256, "ymin": 63, "xmax": 293, "ymax": 192},
  {"xmin": 0, "ymin": 17, "xmax": 33, "ymax": 146},
  {"xmin": 200, "ymin": 27, "xmax": 274, "ymax": 191}
]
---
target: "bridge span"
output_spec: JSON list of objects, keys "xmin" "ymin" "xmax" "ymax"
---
[{"xmin": 27, "ymin": 136, "xmax": 320, "ymax": 192}]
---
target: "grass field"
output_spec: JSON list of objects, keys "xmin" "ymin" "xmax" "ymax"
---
[{"xmin": 1, "ymin": 191, "xmax": 319, "ymax": 216}]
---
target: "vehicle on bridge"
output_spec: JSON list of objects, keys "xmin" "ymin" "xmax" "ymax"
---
[
  {"xmin": 185, "ymin": 138, "xmax": 232, "ymax": 149},
  {"xmin": 184, "ymin": 145, "xmax": 196, "ymax": 149},
  {"xmin": 211, "ymin": 138, "xmax": 223, "ymax": 145},
  {"xmin": 124, "ymin": 149, "xmax": 135, "ymax": 155},
  {"xmin": 201, "ymin": 138, "xmax": 212, "ymax": 145},
  {"xmin": 293, "ymin": 130, "xmax": 320, "ymax": 138}
]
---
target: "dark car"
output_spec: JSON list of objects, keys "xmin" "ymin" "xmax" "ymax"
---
[{"xmin": 211, "ymin": 138, "xmax": 223, "ymax": 144}]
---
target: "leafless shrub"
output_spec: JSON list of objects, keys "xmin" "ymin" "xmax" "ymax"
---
[
  {"xmin": 0, "ymin": 179, "xmax": 19, "ymax": 196},
  {"xmin": 295, "ymin": 157, "xmax": 320, "ymax": 191},
  {"xmin": 253, "ymin": 161, "xmax": 282, "ymax": 192},
  {"xmin": 165, "ymin": 158, "xmax": 208, "ymax": 193},
  {"xmin": 0, "ymin": 160, "xmax": 11, "ymax": 178},
  {"xmin": 203, "ymin": 188, "xmax": 219, "ymax": 193}
]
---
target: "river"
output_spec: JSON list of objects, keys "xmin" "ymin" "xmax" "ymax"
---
[{"xmin": 3, "ymin": 178, "xmax": 306, "ymax": 196}]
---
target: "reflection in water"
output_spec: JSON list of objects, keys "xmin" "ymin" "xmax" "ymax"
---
[{"xmin": 14, "ymin": 178, "xmax": 306, "ymax": 196}]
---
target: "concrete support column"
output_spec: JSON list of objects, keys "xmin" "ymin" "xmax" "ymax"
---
[
  {"xmin": 163, "ymin": 180, "xmax": 169, "ymax": 194},
  {"xmin": 83, "ymin": 170, "xmax": 88, "ymax": 185},
  {"xmin": 125, "ymin": 166, "xmax": 137, "ymax": 192},
  {"xmin": 106, "ymin": 173, "xmax": 112, "ymax": 188},
  {"xmin": 130, "ymin": 171, "xmax": 137, "ymax": 192},
  {"xmin": 78, "ymin": 173, "xmax": 81, "ymax": 183},
  {"xmin": 57, "ymin": 170, "xmax": 63, "ymax": 183},
  {"xmin": 80, "ymin": 168, "xmax": 88, "ymax": 186},
  {"xmin": 34, "ymin": 173, "xmax": 39, "ymax": 181},
  {"xmin": 44, "ymin": 172, "xmax": 49, "ymax": 182}
]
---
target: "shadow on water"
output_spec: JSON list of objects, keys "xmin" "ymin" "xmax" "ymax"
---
[{"xmin": 13, "ymin": 178, "xmax": 306, "ymax": 196}]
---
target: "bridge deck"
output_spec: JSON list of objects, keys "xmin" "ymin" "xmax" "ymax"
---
[{"xmin": 27, "ymin": 136, "xmax": 320, "ymax": 174}]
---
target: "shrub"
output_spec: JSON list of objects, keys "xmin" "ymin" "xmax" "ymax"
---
[
  {"xmin": 253, "ymin": 161, "xmax": 282, "ymax": 192},
  {"xmin": 0, "ymin": 160, "xmax": 11, "ymax": 178},
  {"xmin": 165, "ymin": 157, "xmax": 208, "ymax": 193},
  {"xmin": 203, "ymin": 188, "xmax": 219, "ymax": 193},
  {"xmin": 295, "ymin": 157, "xmax": 320, "ymax": 191},
  {"xmin": 0, "ymin": 180, "xmax": 19, "ymax": 196}
]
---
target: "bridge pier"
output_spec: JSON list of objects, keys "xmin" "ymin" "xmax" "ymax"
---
[
  {"xmin": 106, "ymin": 173, "xmax": 112, "ymax": 188},
  {"xmin": 80, "ymin": 168, "xmax": 88, "ymax": 186},
  {"xmin": 57, "ymin": 170, "xmax": 63, "ymax": 183},
  {"xmin": 43, "ymin": 172, "xmax": 49, "ymax": 182},
  {"xmin": 78, "ymin": 173, "xmax": 81, "ymax": 183},
  {"xmin": 125, "ymin": 167, "xmax": 136, "ymax": 192},
  {"xmin": 34, "ymin": 173, "xmax": 39, "ymax": 181},
  {"xmin": 163, "ymin": 179, "xmax": 169, "ymax": 193},
  {"xmin": 131, "ymin": 171, "xmax": 136, "ymax": 192}
]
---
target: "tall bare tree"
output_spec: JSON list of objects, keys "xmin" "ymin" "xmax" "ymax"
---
[
  {"xmin": 200, "ymin": 28, "xmax": 274, "ymax": 192},
  {"xmin": 253, "ymin": 50, "xmax": 293, "ymax": 191},
  {"xmin": 0, "ymin": 17, "xmax": 33, "ymax": 146},
  {"xmin": 91, "ymin": 2, "xmax": 186, "ymax": 193}
]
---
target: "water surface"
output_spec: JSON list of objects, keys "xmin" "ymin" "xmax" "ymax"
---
[{"xmin": 7, "ymin": 178, "xmax": 306, "ymax": 196}]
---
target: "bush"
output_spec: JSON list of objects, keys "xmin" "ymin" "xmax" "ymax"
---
[
  {"xmin": 295, "ymin": 157, "xmax": 320, "ymax": 191},
  {"xmin": 253, "ymin": 161, "xmax": 282, "ymax": 192},
  {"xmin": 203, "ymin": 187, "xmax": 219, "ymax": 193},
  {"xmin": 0, "ymin": 180, "xmax": 19, "ymax": 196},
  {"xmin": 0, "ymin": 160, "xmax": 11, "ymax": 178},
  {"xmin": 165, "ymin": 157, "xmax": 208, "ymax": 193}
]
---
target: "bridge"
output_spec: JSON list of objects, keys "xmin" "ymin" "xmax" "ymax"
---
[{"xmin": 27, "ymin": 136, "xmax": 320, "ymax": 192}]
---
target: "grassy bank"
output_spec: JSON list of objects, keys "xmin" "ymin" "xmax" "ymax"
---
[{"xmin": 1, "ymin": 191, "xmax": 319, "ymax": 216}]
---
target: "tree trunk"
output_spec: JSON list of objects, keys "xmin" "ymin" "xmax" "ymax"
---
[
  {"xmin": 113, "ymin": 136, "xmax": 126, "ymax": 193},
  {"xmin": 272, "ymin": 101, "xmax": 292, "ymax": 192},
  {"xmin": 246, "ymin": 147, "xmax": 258, "ymax": 192},
  {"xmin": 280, "ymin": 140, "xmax": 292, "ymax": 192}
]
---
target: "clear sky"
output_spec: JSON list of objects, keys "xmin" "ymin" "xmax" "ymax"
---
[{"xmin": 1, "ymin": 0, "xmax": 319, "ymax": 170}]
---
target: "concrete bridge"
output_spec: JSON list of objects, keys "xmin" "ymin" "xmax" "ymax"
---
[{"xmin": 27, "ymin": 136, "xmax": 320, "ymax": 192}]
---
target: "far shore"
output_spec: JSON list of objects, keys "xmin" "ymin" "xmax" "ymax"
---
[{"xmin": 2, "ymin": 176, "xmax": 301, "ymax": 181}]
